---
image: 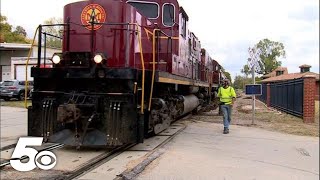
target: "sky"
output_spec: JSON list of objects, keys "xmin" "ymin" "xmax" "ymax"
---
[{"xmin": 1, "ymin": 0, "xmax": 319, "ymax": 79}]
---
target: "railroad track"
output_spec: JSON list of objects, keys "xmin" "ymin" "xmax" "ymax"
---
[
  {"xmin": 0, "ymin": 143, "xmax": 64, "ymax": 169},
  {"xmin": 54, "ymin": 144, "xmax": 136, "ymax": 180},
  {"xmin": 1, "ymin": 123, "xmax": 186, "ymax": 179},
  {"xmin": 0, "ymin": 143, "xmax": 17, "ymax": 151},
  {"xmin": 0, "ymin": 142, "xmax": 136, "ymax": 180}
]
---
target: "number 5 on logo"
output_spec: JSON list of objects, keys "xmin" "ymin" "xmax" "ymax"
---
[{"xmin": 10, "ymin": 137, "xmax": 57, "ymax": 172}]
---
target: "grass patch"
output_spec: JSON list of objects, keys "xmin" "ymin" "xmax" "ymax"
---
[
  {"xmin": 233, "ymin": 96, "xmax": 319, "ymax": 137},
  {"xmin": 255, "ymin": 112, "xmax": 319, "ymax": 137},
  {"xmin": 0, "ymin": 100, "xmax": 31, "ymax": 108}
]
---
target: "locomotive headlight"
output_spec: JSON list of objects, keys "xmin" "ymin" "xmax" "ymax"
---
[
  {"xmin": 93, "ymin": 53, "xmax": 106, "ymax": 64},
  {"xmin": 52, "ymin": 54, "xmax": 61, "ymax": 64}
]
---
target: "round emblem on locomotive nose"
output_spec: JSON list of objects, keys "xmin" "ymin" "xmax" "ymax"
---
[{"xmin": 81, "ymin": 4, "xmax": 106, "ymax": 30}]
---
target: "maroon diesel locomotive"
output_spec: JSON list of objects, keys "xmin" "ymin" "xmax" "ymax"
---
[{"xmin": 28, "ymin": 0, "xmax": 226, "ymax": 147}]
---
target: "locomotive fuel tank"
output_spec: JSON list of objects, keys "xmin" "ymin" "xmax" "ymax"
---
[
  {"xmin": 182, "ymin": 95, "xmax": 200, "ymax": 115},
  {"xmin": 149, "ymin": 94, "xmax": 200, "ymax": 134}
]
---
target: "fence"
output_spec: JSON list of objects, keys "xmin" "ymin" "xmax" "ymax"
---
[
  {"xmin": 259, "ymin": 83, "xmax": 267, "ymax": 104},
  {"xmin": 259, "ymin": 75, "xmax": 316, "ymax": 123},
  {"xmin": 269, "ymin": 79, "xmax": 304, "ymax": 117}
]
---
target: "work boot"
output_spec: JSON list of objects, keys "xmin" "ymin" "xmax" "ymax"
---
[{"xmin": 223, "ymin": 127, "xmax": 229, "ymax": 134}]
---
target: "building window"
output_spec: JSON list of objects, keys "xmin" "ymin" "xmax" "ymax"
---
[
  {"xmin": 301, "ymin": 67, "xmax": 310, "ymax": 73},
  {"xmin": 127, "ymin": 1, "xmax": 159, "ymax": 19},
  {"xmin": 276, "ymin": 71, "xmax": 283, "ymax": 76},
  {"xmin": 163, "ymin": 3, "xmax": 175, "ymax": 27}
]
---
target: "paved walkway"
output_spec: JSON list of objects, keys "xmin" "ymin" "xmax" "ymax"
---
[
  {"xmin": 0, "ymin": 106, "xmax": 27, "ymax": 148},
  {"xmin": 137, "ymin": 121, "xmax": 319, "ymax": 180}
]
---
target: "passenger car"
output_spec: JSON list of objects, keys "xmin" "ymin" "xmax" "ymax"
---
[{"xmin": 0, "ymin": 80, "xmax": 33, "ymax": 101}]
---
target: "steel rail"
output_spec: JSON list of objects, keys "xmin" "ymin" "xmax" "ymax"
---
[
  {"xmin": 117, "ymin": 124, "xmax": 187, "ymax": 180},
  {"xmin": 0, "ymin": 143, "xmax": 64, "ymax": 168},
  {"xmin": 0, "ymin": 143, "xmax": 17, "ymax": 152},
  {"xmin": 53, "ymin": 144, "xmax": 136, "ymax": 180}
]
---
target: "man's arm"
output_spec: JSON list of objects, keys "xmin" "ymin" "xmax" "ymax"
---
[
  {"xmin": 231, "ymin": 87, "xmax": 236, "ymax": 98},
  {"xmin": 231, "ymin": 87, "xmax": 236, "ymax": 104}
]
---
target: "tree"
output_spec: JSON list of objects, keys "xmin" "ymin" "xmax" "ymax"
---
[
  {"xmin": 14, "ymin": 26, "xmax": 27, "ymax": 37},
  {"xmin": 234, "ymin": 75, "xmax": 250, "ymax": 90},
  {"xmin": 0, "ymin": 15, "xmax": 12, "ymax": 32},
  {"xmin": 43, "ymin": 17, "xmax": 63, "ymax": 48},
  {"xmin": 249, "ymin": 39, "xmax": 286, "ymax": 75},
  {"xmin": 241, "ymin": 64, "xmax": 250, "ymax": 77},
  {"xmin": 234, "ymin": 75, "xmax": 262, "ymax": 90},
  {"xmin": 220, "ymin": 67, "xmax": 232, "ymax": 83},
  {"xmin": 224, "ymin": 72, "xmax": 231, "ymax": 83},
  {"xmin": 224, "ymin": 71, "xmax": 232, "ymax": 83},
  {"xmin": 0, "ymin": 15, "xmax": 28, "ymax": 43}
]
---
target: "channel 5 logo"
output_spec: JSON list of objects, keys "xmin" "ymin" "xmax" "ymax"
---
[{"xmin": 10, "ymin": 137, "xmax": 57, "ymax": 172}]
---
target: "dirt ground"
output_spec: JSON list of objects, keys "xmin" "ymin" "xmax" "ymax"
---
[{"xmin": 194, "ymin": 93, "xmax": 319, "ymax": 137}]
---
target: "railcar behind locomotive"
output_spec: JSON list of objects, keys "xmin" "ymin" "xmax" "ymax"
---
[{"xmin": 28, "ymin": 0, "xmax": 226, "ymax": 147}]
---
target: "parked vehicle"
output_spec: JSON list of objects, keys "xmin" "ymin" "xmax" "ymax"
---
[
  {"xmin": 29, "ymin": 88, "xmax": 34, "ymax": 99},
  {"xmin": 0, "ymin": 80, "xmax": 33, "ymax": 101}
]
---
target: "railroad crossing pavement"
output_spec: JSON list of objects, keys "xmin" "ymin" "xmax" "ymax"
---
[
  {"xmin": 0, "ymin": 106, "xmax": 27, "ymax": 148},
  {"xmin": 135, "ymin": 121, "xmax": 319, "ymax": 180}
]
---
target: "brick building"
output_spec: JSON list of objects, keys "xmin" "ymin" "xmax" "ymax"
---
[
  {"xmin": 261, "ymin": 65, "xmax": 320, "ymax": 101},
  {"xmin": 260, "ymin": 65, "xmax": 319, "ymax": 123}
]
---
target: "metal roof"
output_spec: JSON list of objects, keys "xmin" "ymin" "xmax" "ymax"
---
[
  {"xmin": 0, "ymin": 43, "xmax": 32, "ymax": 50},
  {"xmin": 261, "ymin": 72, "xmax": 319, "ymax": 82},
  {"xmin": 0, "ymin": 43, "xmax": 61, "ymax": 51}
]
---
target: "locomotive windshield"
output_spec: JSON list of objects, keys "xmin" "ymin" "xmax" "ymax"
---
[{"xmin": 127, "ymin": 1, "xmax": 159, "ymax": 19}]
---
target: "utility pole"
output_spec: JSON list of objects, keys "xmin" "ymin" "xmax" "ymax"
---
[
  {"xmin": 252, "ymin": 63, "xmax": 256, "ymax": 125},
  {"xmin": 248, "ymin": 46, "xmax": 261, "ymax": 125}
]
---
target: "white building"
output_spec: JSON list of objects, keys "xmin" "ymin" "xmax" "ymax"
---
[{"xmin": 0, "ymin": 43, "xmax": 60, "ymax": 81}]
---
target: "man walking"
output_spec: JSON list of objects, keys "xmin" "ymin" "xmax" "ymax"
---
[{"xmin": 217, "ymin": 79, "xmax": 236, "ymax": 134}]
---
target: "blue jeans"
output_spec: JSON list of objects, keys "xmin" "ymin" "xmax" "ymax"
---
[{"xmin": 221, "ymin": 104, "xmax": 232, "ymax": 129}]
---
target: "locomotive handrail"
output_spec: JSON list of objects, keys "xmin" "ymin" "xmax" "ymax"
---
[
  {"xmin": 25, "ymin": 26, "xmax": 40, "ymax": 108},
  {"xmin": 129, "ymin": 23, "xmax": 146, "ymax": 114},
  {"xmin": 69, "ymin": 21, "xmax": 132, "ymax": 27},
  {"xmin": 25, "ymin": 24, "xmax": 66, "ymax": 108},
  {"xmin": 148, "ymin": 29, "xmax": 173, "ymax": 111},
  {"xmin": 42, "ymin": 32, "xmax": 63, "ymax": 40},
  {"xmin": 40, "ymin": 24, "xmax": 68, "ymax": 27}
]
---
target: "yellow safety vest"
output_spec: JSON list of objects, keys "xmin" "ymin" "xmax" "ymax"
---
[{"xmin": 218, "ymin": 86, "xmax": 236, "ymax": 105}]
